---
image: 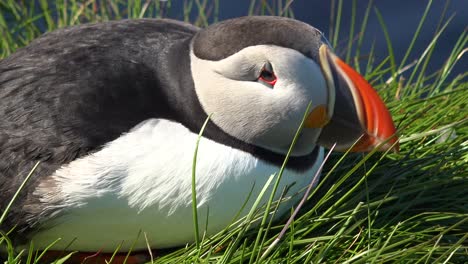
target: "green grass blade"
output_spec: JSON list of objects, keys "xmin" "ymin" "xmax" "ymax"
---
[{"xmin": 191, "ymin": 114, "xmax": 212, "ymax": 250}]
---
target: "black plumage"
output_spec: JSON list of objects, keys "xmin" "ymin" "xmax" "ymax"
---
[{"xmin": 193, "ymin": 16, "xmax": 323, "ymax": 61}]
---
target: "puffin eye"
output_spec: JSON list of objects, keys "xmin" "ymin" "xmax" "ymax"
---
[{"xmin": 258, "ymin": 63, "xmax": 277, "ymax": 87}]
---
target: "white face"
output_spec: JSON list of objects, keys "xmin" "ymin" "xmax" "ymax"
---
[{"xmin": 190, "ymin": 45, "xmax": 331, "ymax": 156}]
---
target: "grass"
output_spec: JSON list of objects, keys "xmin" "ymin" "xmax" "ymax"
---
[{"xmin": 1, "ymin": 0, "xmax": 467, "ymax": 263}]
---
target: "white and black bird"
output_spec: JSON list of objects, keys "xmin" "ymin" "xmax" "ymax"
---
[{"xmin": 0, "ymin": 16, "xmax": 398, "ymax": 255}]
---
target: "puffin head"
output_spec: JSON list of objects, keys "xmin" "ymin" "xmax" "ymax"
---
[{"xmin": 190, "ymin": 16, "xmax": 398, "ymax": 156}]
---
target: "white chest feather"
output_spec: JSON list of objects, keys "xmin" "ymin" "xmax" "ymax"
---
[{"xmin": 31, "ymin": 119, "xmax": 324, "ymax": 251}]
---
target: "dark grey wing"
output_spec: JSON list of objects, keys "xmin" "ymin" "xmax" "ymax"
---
[{"xmin": 0, "ymin": 19, "xmax": 198, "ymax": 236}]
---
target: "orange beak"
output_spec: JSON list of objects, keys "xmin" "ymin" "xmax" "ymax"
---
[{"xmin": 316, "ymin": 45, "xmax": 399, "ymax": 152}]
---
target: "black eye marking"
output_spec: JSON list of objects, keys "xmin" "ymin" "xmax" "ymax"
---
[{"xmin": 258, "ymin": 63, "xmax": 277, "ymax": 87}]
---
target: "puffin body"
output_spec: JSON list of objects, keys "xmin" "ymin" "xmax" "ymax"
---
[{"xmin": 0, "ymin": 17, "xmax": 398, "ymax": 252}]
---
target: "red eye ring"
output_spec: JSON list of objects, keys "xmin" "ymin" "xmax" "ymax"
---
[{"xmin": 258, "ymin": 68, "xmax": 277, "ymax": 86}]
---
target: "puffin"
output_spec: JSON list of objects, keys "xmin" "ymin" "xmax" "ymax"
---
[{"xmin": 0, "ymin": 16, "xmax": 398, "ymax": 259}]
